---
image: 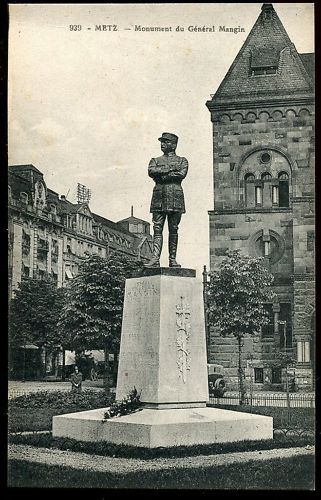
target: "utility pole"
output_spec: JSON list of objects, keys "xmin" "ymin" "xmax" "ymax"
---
[
  {"xmin": 248, "ymin": 353, "xmax": 254, "ymax": 411},
  {"xmin": 279, "ymin": 320, "xmax": 287, "ymax": 350},
  {"xmin": 22, "ymin": 341, "xmax": 26, "ymax": 382},
  {"xmin": 202, "ymin": 265, "xmax": 210, "ymax": 363},
  {"xmin": 77, "ymin": 183, "xmax": 91, "ymax": 204},
  {"xmin": 279, "ymin": 320, "xmax": 291, "ymax": 424}
]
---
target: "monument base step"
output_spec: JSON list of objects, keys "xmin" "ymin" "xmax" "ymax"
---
[{"xmin": 53, "ymin": 407, "xmax": 273, "ymax": 448}]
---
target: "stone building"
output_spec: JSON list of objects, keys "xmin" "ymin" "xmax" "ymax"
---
[
  {"xmin": 206, "ymin": 3, "xmax": 314, "ymax": 391},
  {"xmin": 9, "ymin": 164, "xmax": 152, "ymax": 294},
  {"xmin": 8, "ymin": 163, "xmax": 153, "ymax": 378}
]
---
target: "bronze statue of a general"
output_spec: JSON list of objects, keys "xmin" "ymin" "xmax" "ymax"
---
[{"xmin": 145, "ymin": 132, "xmax": 188, "ymax": 268}]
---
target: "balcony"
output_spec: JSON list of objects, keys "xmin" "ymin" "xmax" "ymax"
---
[
  {"xmin": 51, "ymin": 254, "xmax": 58, "ymax": 264},
  {"xmin": 37, "ymin": 240, "xmax": 49, "ymax": 252},
  {"xmin": 22, "ymin": 243, "xmax": 30, "ymax": 256}
]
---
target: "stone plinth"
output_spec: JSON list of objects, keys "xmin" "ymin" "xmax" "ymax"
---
[
  {"xmin": 115, "ymin": 268, "xmax": 209, "ymax": 407},
  {"xmin": 53, "ymin": 267, "xmax": 274, "ymax": 448},
  {"xmin": 52, "ymin": 407, "xmax": 273, "ymax": 448}
]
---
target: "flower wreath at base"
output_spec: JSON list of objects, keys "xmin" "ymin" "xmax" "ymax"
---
[{"xmin": 104, "ymin": 387, "xmax": 142, "ymax": 420}]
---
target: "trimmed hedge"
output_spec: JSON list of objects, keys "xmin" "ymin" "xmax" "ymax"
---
[
  {"xmin": 9, "ymin": 390, "xmax": 114, "ymax": 410},
  {"xmin": 8, "ymin": 390, "xmax": 115, "ymax": 432}
]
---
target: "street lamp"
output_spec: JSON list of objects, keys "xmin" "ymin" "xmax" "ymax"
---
[
  {"xmin": 279, "ymin": 320, "xmax": 287, "ymax": 349},
  {"xmin": 247, "ymin": 353, "xmax": 254, "ymax": 410},
  {"xmin": 279, "ymin": 320, "xmax": 291, "ymax": 418}
]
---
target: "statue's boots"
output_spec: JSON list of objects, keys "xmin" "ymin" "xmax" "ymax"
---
[
  {"xmin": 144, "ymin": 234, "xmax": 163, "ymax": 267},
  {"xmin": 169, "ymin": 233, "xmax": 181, "ymax": 268}
]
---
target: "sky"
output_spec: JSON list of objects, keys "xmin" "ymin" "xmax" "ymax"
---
[{"xmin": 8, "ymin": 3, "xmax": 314, "ymax": 275}]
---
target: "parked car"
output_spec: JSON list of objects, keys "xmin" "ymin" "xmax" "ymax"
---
[{"xmin": 208, "ymin": 373, "xmax": 226, "ymax": 397}]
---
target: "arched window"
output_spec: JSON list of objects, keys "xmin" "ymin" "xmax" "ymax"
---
[
  {"xmin": 239, "ymin": 149, "xmax": 292, "ymax": 210},
  {"xmin": 278, "ymin": 172, "xmax": 289, "ymax": 207},
  {"xmin": 255, "ymin": 185, "xmax": 262, "ymax": 206},
  {"xmin": 244, "ymin": 173, "xmax": 255, "ymax": 207},
  {"xmin": 261, "ymin": 173, "xmax": 272, "ymax": 207},
  {"xmin": 50, "ymin": 204, "xmax": 57, "ymax": 215},
  {"xmin": 20, "ymin": 192, "xmax": 28, "ymax": 204}
]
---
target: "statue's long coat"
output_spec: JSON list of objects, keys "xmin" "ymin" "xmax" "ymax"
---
[{"xmin": 148, "ymin": 153, "xmax": 188, "ymax": 213}]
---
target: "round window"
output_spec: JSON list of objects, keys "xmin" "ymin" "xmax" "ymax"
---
[
  {"xmin": 250, "ymin": 230, "xmax": 285, "ymax": 265},
  {"xmin": 260, "ymin": 152, "xmax": 271, "ymax": 164}
]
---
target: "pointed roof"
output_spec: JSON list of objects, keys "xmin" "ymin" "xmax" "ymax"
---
[
  {"xmin": 9, "ymin": 164, "xmax": 44, "ymax": 176},
  {"xmin": 117, "ymin": 206, "xmax": 150, "ymax": 226},
  {"xmin": 117, "ymin": 215, "xmax": 149, "ymax": 225},
  {"xmin": 299, "ymin": 53, "xmax": 315, "ymax": 83},
  {"xmin": 207, "ymin": 3, "xmax": 314, "ymax": 108}
]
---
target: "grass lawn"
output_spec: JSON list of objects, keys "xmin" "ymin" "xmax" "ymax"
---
[
  {"xmin": 210, "ymin": 404, "xmax": 315, "ymax": 429},
  {"xmin": 8, "ymin": 455, "xmax": 315, "ymax": 489},
  {"xmin": 9, "ymin": 404, "xmax": 315, "ymax": 433},
  {"xmin": 8, "ymin": 432, "xmax": 315, "ymax": 459},
  {"xmin": 8, "ymin": 390, "xmax": 113, "ymax": 432},
  {"xmin": 8, "ymin": 390, "xmax": 315, "ymax": 433},
  {"xmin": 8, "ymin": 407, "xmax": 78, "ymax": 433}
]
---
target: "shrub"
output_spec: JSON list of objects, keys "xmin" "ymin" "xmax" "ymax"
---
[
  {"xmin": 104, "ymin": 387, "xmax": 141, "ymax": 419},
  {"xmin": 9, "ymin": 390, "xmax": 115, "ymax": 411}
]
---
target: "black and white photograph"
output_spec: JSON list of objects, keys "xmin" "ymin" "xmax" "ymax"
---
[{"xmin": 7, "ymin": 2, "xmax": 315, "ymax": 490}]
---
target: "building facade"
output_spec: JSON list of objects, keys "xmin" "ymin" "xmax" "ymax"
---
[
  {"xmin": 8, "ymin": 164, "xmax": 153, "ymax": 379},
  {"xmin": 206, "ymin": 4, "xmax": 314, "ymax": 391},
  {"xmin": 8, "ymin": 164, "xmax": 153, "ymax": 296}
]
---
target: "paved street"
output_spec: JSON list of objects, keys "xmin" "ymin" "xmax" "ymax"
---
[
  {"xmin": 8, "ymin": 380, "xmax": 107, "ymax": 399},
  {"xmin": 8, "ymin": 443, "xmax": 315, "ymax": 474}
]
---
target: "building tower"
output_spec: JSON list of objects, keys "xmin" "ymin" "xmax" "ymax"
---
[{"xmin": 206, "ymin": 3, "xmax": 314, "ymax": 391}]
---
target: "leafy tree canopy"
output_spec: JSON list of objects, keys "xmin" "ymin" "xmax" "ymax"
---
[
  {"xmin": 9, "ymin": 277, "xmax": 65, "ymax": 350},
  {"xmin": 207, "ymin": 250, "xmax": 275, "ymax": 339},
  {"xmin": 58, "ymin": 252, "xmax": 142, "ymax": 353},
  {"xmin": 271, "ymin": 352, "xmax": 296, "ymax": 368}
]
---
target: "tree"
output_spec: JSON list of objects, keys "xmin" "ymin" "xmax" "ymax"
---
[
  {"xmin": 58, "ymin": 252, "xmax": 141, "ymax": 388},
  {"xmin": 9, "ymin": 277, "xmax": 65, "ymax": 349},
  {"xmin": 206, "ymin": 250, "xmax": 275, "ymax": 404},
  {"xmin": 9, "ymin": 277, "xmax": 65, "ymax": 378},
  {"xmin": 271, "ymin": 352, "xmax": 296, "ymax": 424}
]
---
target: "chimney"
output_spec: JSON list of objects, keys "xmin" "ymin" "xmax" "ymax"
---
[
  {"xmin": 60, "ymin": 195, "xmax": 66, "ymax": 200},
  {"xmin": 261, "ymin": 3, "xmax": 273, "ymax": 11},
  {"xmin": 261, "ymin": 3, "xmax": 274, "ymax": 21},
  {"xmin": 131, "ymin": 205, "xmax": 134, "ymax": 217}
]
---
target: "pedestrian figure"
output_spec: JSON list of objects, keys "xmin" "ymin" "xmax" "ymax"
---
[
  {"xmin": 70, "ymin": 365, "xmax": 82, "ymax": 393},
  {"xmin": 90, "ymin": 365, "xmax": 98, "ymax": 381}
]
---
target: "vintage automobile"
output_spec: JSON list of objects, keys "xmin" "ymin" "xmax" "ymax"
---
[{"xmin": 208, "ymin": 364, "xmax": 226, "ymax": 397}]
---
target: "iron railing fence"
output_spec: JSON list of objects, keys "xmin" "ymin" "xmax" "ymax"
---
[
  {"xmin": 209, "ymin": 393, "xmax": 315, "ymax": 408},
  {"xmin": 8, "ymin": 386, "xmax": 315, "ymax": 408}
]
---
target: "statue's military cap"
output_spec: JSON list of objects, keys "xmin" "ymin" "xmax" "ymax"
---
[{"xmin": 158, "ymin": 132, "xmax": 178, "ymax": 143}]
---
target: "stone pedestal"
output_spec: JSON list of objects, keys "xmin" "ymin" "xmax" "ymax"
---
[
  {"xmin": 52, "ymin": 407, "xmax": 273, "ymax": 448},
  {"xmin": 116, "ymin": 268, "xmax": 209, "ymax": 407},
  {"xmin": 53, "ymin": 268, "xmax": 273, "ymax": 447}
]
